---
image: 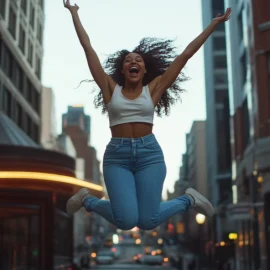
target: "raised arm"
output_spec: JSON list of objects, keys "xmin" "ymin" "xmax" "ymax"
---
[
  {"xmin": 150, "ymin": 8, "xmax": 232, "ymax": 100},
  {"xmin": 64, "ymin": 1, "xmax": 116, "ymax": 102}
]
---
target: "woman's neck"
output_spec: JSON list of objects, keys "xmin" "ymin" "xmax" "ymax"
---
[{"xmin": 124, "ymin": 81, "xmax": 143, "ymax": 92}]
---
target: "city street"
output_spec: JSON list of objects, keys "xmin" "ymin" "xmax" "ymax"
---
[
  {"xmin": 90, "ymin": 263, "xmax": 177, "ymax": 270},
  {"xmin": 1, "ymin": 0, "xmax": 270, "ymax": 269}
]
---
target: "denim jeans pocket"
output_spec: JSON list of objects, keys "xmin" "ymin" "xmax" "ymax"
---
[
  {"xmin": 144, "ymin": 141, "xmax": 160, "ymax": 150},
  {"xmin": 106, "ymin": 142, "xmax": 121, "ymax": 152}
]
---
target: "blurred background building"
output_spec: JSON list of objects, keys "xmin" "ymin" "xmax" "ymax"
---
[
  {"xmin": 0, "ymin": 0, "xmax": 43, "ymax": 143},
  {"xmin": 0, "ymin": 1, "xmax": 105, "ymax": 269},
  {"xmin": 225, "ymin": 0, "xmax": 270, "ymax": 269},
  {"xmin": 164, "ymin": 121, "xmax": 208, "ymax": 269},
  {"xmin": 201, "ymin": 0, "xmax": 233, "ymax": 249},
  {"xmin": 169, "ymin": 1, "xmax": 270, "ymax": 270}
]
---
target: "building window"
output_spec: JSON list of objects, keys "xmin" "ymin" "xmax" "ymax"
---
[
  {"xmin": 11, "ymin": 61, "xmax": 19, "ymax": 89},
  {"xmin": 30, "ymin": 3, "xmax": 35, "ymax": 29},
  {"xmin": 214, "ymin": 72, "xmax": 228, "ymax": 85},
  {"xmin": 211, "ymin": 0, "xmax": 225, "ymax": 32},
  {"xmin": 215, "ymin": 96, "xmax": 231, "ymax": 173},
  {"xmin": 215, "ymin": 88, "xmax": 228, "ymax": 93},
  {"xmin": 214, "ymin": 55, "xmax": 227, "ymax": 69},
  {"xmin": 32, "ymin": 122, "xmax": 39, "ymax": 142},
  {"xmin": 33, "ymin": 89, "xmax": 40, "ymax": 114},
  {"xmin": 37, "ymin": 22, "xmax": 43, "ymax": 44},
  {"xmin": 18, "ymin": 66, "xmax": 24, "ymax": 94},
  {"xmin": 21, "ymin": 0, "xmax": 27, "ymax": 15},
  {"xmin": 14, "ymin": 101, "xmax": 23, "ymax": 128},
  {"xmin": 27, "ymin": 40, "xmax": 33, "ymax": 66},
  {"xmin": 2, "ymin": 86, "xmax": 12, "ymax": 117},
  {"xmin": 238, "ymin": 11, "xmax": 244, "ymax": 43},
  {"xmin": 0, "ymin": 213, "xmax": 41, "ymax": 269},
  {"xmin": 212, "ymin": 0, "xmax": 224, "ymax": 17},
  {"xmin": 213, "ymin": 37, "xmax": 226, "ymax": 51},
  {"xmin": 218, "ymin": 178, "xmax": 232, "ymax": 203},
  {"xmin": 26, "ymin": 79, "xmax": 33, "ymax": 104},
  {"xmin": 19, "ymin": 25, "xmax": 26, "ymax": 53},
  {"xmin": 35, "ymin": 56, "xmax": 41, "ymax": 79},
  {"xmin": 26, "ymin": 115, "xmax": 32, "ymax": 137},
  {"xmin": 241, "ymin": 51, "xmax": 247, "ymax": 87},
  {"xmin": 0, "ymin": 37, "xmax": 2, "ymax": 66},
  {"xmin": 0, "ymin": 0, "xmax": 6, "ymax": 19},
  {"xmin": 242, "ymin": 98, "xmax": 250, "ymax": 149},
  {"xmin": 216, "ymin": 23, "xmax": 225, "ymax": 31},
  {"xmin": 8, "ymin": 6, "xmax": 17, "ymax": 39},
  {"xmin": 3, "ymin": 48, "xmax": 13, "ymax": 78},
  {"xmin": 242, "ymin": 170, "xmax": 250, "ymax": 196}
]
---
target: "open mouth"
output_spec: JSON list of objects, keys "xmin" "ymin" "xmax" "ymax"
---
[{"xmin": 129, "ymin": 66, "xmax": 140, "ymax": 74}]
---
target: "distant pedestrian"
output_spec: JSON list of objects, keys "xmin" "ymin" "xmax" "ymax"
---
[
  {"xmin": 64, "ymin": 0, "xmax": 231, "ymax": 230},
  {"xmin": 80, "ymin": 255, "xmax": 90, "ymax": 269}
]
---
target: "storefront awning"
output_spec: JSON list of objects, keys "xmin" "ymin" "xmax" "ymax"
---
[
  {"xmin": 0, "ymin": 111, "xmax": 40, "ymax": 147},
  {"xmin": 0, "ymin": 112, "xmax": 104, "ymax": 197}
]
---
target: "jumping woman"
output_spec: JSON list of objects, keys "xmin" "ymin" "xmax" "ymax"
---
[{"xmin": 65, "ymin": 0, "xmax": 231, "ymax": 231}]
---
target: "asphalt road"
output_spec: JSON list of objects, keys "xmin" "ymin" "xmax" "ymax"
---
[{"xmin": 90, "ymin": 263, "xmax": 177, "ymax": 270}]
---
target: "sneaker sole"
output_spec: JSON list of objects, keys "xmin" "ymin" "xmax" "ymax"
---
[
  {"xmin": 66, "ymin": 194, "xmax": 82, "ymax": 215},
  {"xmin": 186, "ymin": 188, "xmax": 214, "ymax": 217},
  {"xmin": 66, "ymin": 188, "xmax": 89, "ymax": 215}
]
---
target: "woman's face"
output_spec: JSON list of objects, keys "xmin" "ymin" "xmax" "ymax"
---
[{"xmin": 122, "ymin": 53, "xmax": 146, "ymax": 84}]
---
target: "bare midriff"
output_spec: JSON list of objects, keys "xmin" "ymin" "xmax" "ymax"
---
[{"xmin": 110, "ymin": 122, "xmax": 153, "ymax": 138}]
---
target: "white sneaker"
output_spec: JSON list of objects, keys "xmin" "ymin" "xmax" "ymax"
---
[
  {"xmin": 66, "ymin": 188, "xmax": 91, "ymax": 215},
  {"xmin": 185, "ymin": 188, "xmax": 214, "ymax": 217}
]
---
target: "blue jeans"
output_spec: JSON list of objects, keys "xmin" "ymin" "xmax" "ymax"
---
[{"xmin": 83, "ymin": 134, "xmax": 192, "ymax": 230}]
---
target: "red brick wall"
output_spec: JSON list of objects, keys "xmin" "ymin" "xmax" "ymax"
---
[
  {"xmin": 64, "ymin": 126, "xmax": 94, "ymax": 181},
  {"xmin": 251, "ymin": 0, "xmax": 270, "ymax": 138}
]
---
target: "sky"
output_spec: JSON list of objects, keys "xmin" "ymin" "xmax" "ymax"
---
[{"xmin": 42, "ymin": 0, "xmax": 207, "ymax": 198}]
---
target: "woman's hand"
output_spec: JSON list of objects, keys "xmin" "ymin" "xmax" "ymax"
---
[
  {"xmin": 63, "ymin": 0, "xmax": 79, "ymax": 13},
  {"xmin": 213, "ymin": 8, "xmax": 232, "ymax": 24}
]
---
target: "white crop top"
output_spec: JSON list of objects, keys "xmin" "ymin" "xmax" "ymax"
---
[{"xmin": 107, "ymin": 84, "xmax": 155, "ymax": 127}]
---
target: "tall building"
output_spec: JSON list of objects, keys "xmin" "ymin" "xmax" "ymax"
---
[
  {"xmin": 179, "ymin": 153, "xmax": 188, "ymax": 183},
  {"xmin": 43, "ymin": 100, "xmax": 107, "ymax": 261},
  {"xmin": 62, "ymin": 105, "xmax": 91, "ymax": 138},
  {"xmin": 62, "ymin": 105, "xmax": 101, "ymax": 184},
  {"xmin": 201, "ymin": 0, "xmax": 232, "ymax": 245},
  {"xmin": 0, "ymin": 0, "xmax": 44, "ymax": 143},
  {"xmin": 187, "ymin": 121, "xmax": 208, "ymax": 198},
  {"xmin": 41, "ymin": 87, "xmax": 57, "ymax": 148},
  {"xmin": 225, "ymin": 0, "xmax": 270, "ymax": 269},
  {"xmin": 61, "ymin": 105, "xmax": 107, "ymax": 249},
  {"xmin": 166, "ymin": 121, "xmax": 208, "ymax": 270},
  {"xmin": 185, "ymin": 121, "xmax": 208, "ymax": 249}
]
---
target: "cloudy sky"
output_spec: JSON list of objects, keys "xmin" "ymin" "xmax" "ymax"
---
[{"xmin": 42, "ymin": 0, "xmax": 207, "ymax": 198}]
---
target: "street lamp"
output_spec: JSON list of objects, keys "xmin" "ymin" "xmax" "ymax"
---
[
  {"xmin": 228, "ymin": 233, "xmax": 238, "ymax": 241},
  {"xmin": 196, "ymin": 213, "xmax": 206, "ymax": 225},
  {"xmin": 196, "ymin": 213, "xmax": 206, "ymax": 269}
]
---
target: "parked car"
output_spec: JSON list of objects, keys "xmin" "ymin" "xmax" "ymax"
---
[
  {"xmin": 143, "ymin": 254, "xmax": 164, "ymax": 265},
  {"xmin": 134, "ymin": 254, "xmax": 165, "ymax": 265},
  {"xmin": 110, "ymin": 246, "xmax": 121, "ymax": 259},
  {"xmin": 95, "ymin": 250, "xmax": 115, "ymax": 265}
]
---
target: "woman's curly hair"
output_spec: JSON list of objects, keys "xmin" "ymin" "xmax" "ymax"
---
[{"xmin": 94, "ymin": 37, "xmax": 188, "ymax": 116}]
